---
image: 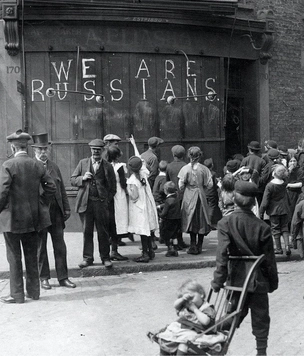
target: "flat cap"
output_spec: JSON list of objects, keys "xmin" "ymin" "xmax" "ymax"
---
[
  {"xmin": 268, "ymin": 148, "xmax": 280, "ymax": 160},
  {"xmin": 265, "ymin": 140, "xmax": 277, "ymax": 149},
  {"xmin": 88, "ymin": 139, "xmax": 105, "ymax": 148},
  {"xmin": 103, "ymin": 134, "xmax": 121, "ymax": 142},
  {"xmin": 226, "ymin": 159, "xmax": 240, "ymax": 173},
  {"xmin": 148, "ymin": 136, "xmax": 164, "ymax": 148},
  {"xmin": 234, "ymin": 181, "xmax": 259, "ymax": 197},
  {"xmin": 128, "ymin": 156, "xmax": 142, "ymax": 172},
  {"xmin": 7, "ymin": 129, "xmax": 32, "ymax": 142},
  {"xmin": 247, "ymin": 141, "xmax": 261, "ymax": 151},
  {"xmin": 171, "ymin": 145, "xmax": 185, "ymax": 158}
]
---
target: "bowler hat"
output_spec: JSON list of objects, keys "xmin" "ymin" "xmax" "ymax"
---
[
  {"xmin": 247, "ymin": 141, "xmax": 261, "ymax": 151},
  {"xmin": 171, "ymin": 145, "xmax": 185, "ymax": 159},
  {"xmin": 128, "ymin": 156, "xmax": 142, "ymax": 172},
  {"xmin": 268, "ymin": 148, "xmax": 280, "ymax": 160},
  {"xmin": 88, "ymin": 139, "xmax": 105, "ymax": 148},
  {"xmin": 148, "ymin": 136, "xmax": 164, "ymax": 148},
  {"xmin": 234, "ymin": 181, "xmax": 259, "ymax": 197},
  {"xmin": 7, "ymin": 129, "xmax": 32, "ymax": 142},
  {"xmin": 31, "ymin": 133, "xmax": 51, "ymax": 147},
  {"xmin": 278, "ymin": 145, "xmax": 288, "ymax": 156},
  {"xmin": 103, "ymin": 134, "xmax": 121, "ymax": 142}
]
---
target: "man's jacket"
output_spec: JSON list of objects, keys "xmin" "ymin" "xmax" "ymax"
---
[{"xmin": 71, "ymin": 158, "xmax": 116, "ymax": 213}]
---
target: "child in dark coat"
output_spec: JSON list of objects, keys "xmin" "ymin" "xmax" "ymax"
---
[
  {"xmin": 159, "ymin": 181, "xmax": 181, "ymax": 257},
  {"xmin": 259, "ymin": 164, "xmax": 291, "ymax": 255},
  {"xmin": 153, "ymin": 160, "xmax": 168, "ymax": 206}
]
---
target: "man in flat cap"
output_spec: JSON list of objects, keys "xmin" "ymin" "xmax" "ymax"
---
[
  {"xmin": 141, "ymin": 136, "xmax": 164, "ymax": 189},
  {"xmin": 71, "ymin": 139, "xmax": 116, "ymax": 268},
  {"xmin": 32, "ymin": 133, "xmax": 76, "ymax": 290},
  {"xmin": 0, "ymin": 130, "xmax": 56, "ymax": 303},
  {"xmin": 212, "ymin": 181, "xmax": 278, "ymax": 356},
  {"xmin": 102, "ymin": 134, "xmax": 121, "ymax": 161}
]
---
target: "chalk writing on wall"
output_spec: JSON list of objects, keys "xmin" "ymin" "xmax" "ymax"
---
[{"xmin": 31, "ymin": 58, "xmax": 217, "ymax": 103}]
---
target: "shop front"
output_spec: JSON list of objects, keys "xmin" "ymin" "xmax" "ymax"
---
[{"xmin": 0, "ymin": 0, "xmax": 273, "ymax": 230}]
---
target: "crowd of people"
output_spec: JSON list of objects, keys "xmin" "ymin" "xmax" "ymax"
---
[{"xmin": 2, "ymin": 129, "xmax": 303, "ymax": 355}]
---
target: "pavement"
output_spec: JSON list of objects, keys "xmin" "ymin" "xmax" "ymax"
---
[
  {"xmin": 0, "ymin": 261, "xmax": 303, "ymax": 356},
  {"xmin": 0, "ymin": 230, "xmax": 300, "ymax": 279}
]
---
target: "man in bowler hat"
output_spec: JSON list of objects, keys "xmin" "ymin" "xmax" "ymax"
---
[
  {"xmin": 32, "ymin": 133, "xmax": 76, "ymax": 289},
  {"xmin": 71, "ymin": 139, "xmax": 116, "ymax": 268},
  {"xmin": 0, "ymin": 130, "xmax": 56, "ymax": 303}
]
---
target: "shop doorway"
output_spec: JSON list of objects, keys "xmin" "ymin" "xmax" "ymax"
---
[{"xmin": 225, "ymin": 96, "xmax": 244, "ymax": 160}]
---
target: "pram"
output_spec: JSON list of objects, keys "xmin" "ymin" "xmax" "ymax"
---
[{"xmin": 147, "ymin": 254, "xmax": 266, "ymax": 355}]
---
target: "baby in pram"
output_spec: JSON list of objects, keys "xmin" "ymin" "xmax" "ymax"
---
[{"xmin": 151, "ymin": 279, "xmax": 226, "ymax": 355}]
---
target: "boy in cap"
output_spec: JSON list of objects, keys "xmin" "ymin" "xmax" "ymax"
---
[
  {"xmin": 71, "ymin": 138, "xmax": 116, "ymax": 269},
  {"xmin": 212, "ymin": 181, "xmax": 278, "ymax": 356},
  {"xmin": 153, "ymin": 160, "xmax": 168, "ymax": 207},
  {"xmin": 166, "ymin": 145, "xmax": 188, "ymax": 249},
  {"xmin": 141, "ymin": 136, "xmax": 164, "ymax": 189},
  {"xmin": 141, "ymin": 136, "xmax": 164, "ymax": 249}
]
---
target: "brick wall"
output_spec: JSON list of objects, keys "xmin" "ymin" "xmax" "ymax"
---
[{"xmin": 246, "ymin": 1, "xmax": 304, "ymax": 149}]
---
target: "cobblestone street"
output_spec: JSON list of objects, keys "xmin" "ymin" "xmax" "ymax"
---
[{"xmin": 0, "ymin": 260, "xmax": 303, "ymax": 356}]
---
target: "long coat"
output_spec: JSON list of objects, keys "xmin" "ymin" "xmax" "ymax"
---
[
  {"xmin": 37, "ymin": 159, "xmax": 70, "ymax": 226},
  {"xmin": 71, "ymin": 157, "xmax": 116, "ymax": 213},
  {"xmin": 178, "ymin": 162, "xmax": 213, "ymax": 234},
  {"xmin": 0, "ymin": 152, "xmax": 56, "ymax": 233}
]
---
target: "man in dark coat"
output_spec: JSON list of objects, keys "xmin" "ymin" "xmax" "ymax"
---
[
  {"xmin": 0, "ymin": 130, "xmax": 56, "ymax": 304},
  {"xmin": 71, "ymin": 139, "xmax": 116, "ymax": 268},
  {"xmin": 32, "ymin": 133, "xmax": 76, "ymax": 290},
  {"xmin": 211, "ymin": 181, "xmax": 278, "ymax": 356}
]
